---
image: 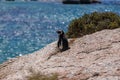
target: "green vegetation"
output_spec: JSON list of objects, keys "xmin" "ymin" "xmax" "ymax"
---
[
  {"xmin": 67, "ymin": 12, "xmax": 120, "ymax": 38},
  {"xmin": 27, "ymin": 72, "xmax": 58, "ymax": 80}
]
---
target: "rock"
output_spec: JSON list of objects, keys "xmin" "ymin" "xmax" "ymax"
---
[
  {"xmin": 62, "ymin": 0, "xmax": 101, "ymax": 4},
  {"xmin": 0, "ymin": 28, "xmax": 120, "ymax": 80}
]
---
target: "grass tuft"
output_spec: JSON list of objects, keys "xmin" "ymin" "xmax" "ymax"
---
[{"xmin": 27, "ymin": 69, "xmax": 58, "ymax": 80}]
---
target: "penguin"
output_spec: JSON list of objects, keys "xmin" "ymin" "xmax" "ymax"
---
[{"xmin": 56, "ymin": 30, "xmax": 70, "ymax": 51}]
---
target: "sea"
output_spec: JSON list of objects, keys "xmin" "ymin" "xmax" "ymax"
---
[{"xmin": 0, "ymin": 1, "xmax": 120, "ymax": 64}]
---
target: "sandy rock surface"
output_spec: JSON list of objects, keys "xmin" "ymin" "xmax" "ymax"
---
[{"xmin": 0, "ymin": 28, "xmax": 120, "ymax": 80}]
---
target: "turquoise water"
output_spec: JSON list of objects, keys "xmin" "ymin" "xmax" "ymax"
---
[{"xmin": 0, "ymin": 2, "xmax": 120, "ymax": 64}]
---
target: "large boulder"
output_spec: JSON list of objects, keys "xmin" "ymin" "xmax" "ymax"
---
[{"xmin": 0, "ymin": 28, "xmax": 120, "ymax": 80}]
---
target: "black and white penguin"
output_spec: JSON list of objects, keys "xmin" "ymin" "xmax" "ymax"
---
[{"xmin": 56, "ymin": 30, "xmax": 70, "ymax": 51}]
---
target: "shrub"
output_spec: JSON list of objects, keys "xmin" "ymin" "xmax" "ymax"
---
[{"xmin": 67, "ymin": 12, "xmax": 120, "ymax": 38}]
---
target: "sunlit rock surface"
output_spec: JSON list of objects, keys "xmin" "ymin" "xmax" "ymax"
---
[{"xmin": 0, "ymin": 28, "xmax": 120, "ymax": 80}]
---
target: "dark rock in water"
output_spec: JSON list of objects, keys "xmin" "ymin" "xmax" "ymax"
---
[
  {"xmin": 62, "ymin": 0, "xmax": 101, "ymax": 4},
  {"xmin": 91, "ymin": 0, "xmax": 101, "ymax": 4},
  {"xmin": 31, "ymin": 0, "xmax": 38, "ymax": 1},
  {"xmin": 6, "ymin": 0, "xmax": 15, "ymax": 1},
  {"xmin": 63, "ymin": 0, "xmax": 80, "ymax": 4}
]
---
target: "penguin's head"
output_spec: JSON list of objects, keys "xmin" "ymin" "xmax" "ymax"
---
[{"xmin": 56, "ymin": 30, "xmax": 64, "ymax": 35}]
